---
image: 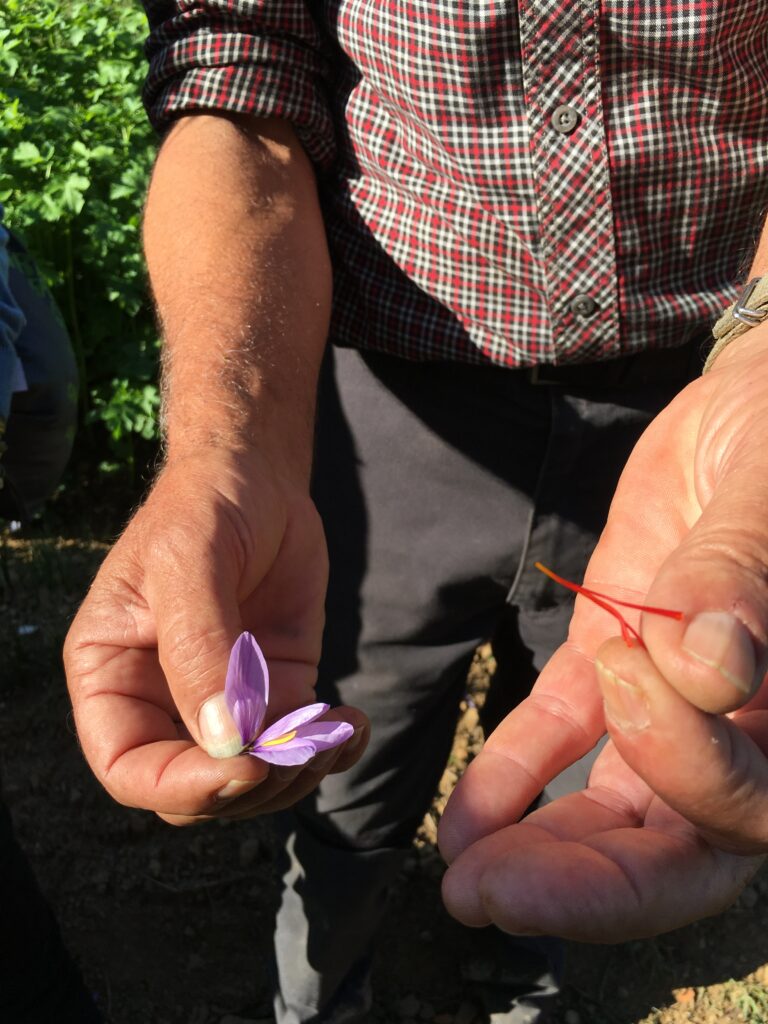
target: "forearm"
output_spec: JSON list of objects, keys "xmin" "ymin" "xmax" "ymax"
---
[{"xmin": 143, "ymin": 114, "xmax": 331, "ymax": 483}]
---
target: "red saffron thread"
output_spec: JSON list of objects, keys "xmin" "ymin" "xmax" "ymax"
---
[{"xmin": 534, "ymin": 562, "xmax": 683, "ymax": 648}]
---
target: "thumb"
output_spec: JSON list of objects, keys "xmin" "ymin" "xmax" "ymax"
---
[
  {"xmin": 147, "ymin": 529, "xmax": 248, "ymax": 759},
  {"xmin": 641, "ymin": 463, "xmax": 768, "ymax": 714}
]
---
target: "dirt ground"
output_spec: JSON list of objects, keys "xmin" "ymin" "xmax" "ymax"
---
[{"xmin": 3, "ymin": 516, "xmax": 768, "ymax": 1024}]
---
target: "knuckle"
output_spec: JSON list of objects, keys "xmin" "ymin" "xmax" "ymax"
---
[{"xmin": 159, "ymin": 622, "xmax": 231, "ymax": 694}]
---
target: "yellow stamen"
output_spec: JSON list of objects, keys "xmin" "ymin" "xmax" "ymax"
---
[{"xmin": 261, "ymin": 729, "xmax": 298, "ymax": 747}]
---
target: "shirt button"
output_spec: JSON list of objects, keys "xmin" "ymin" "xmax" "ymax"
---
[
  {"xmin": 551, "ymin": 104, "xmax": 580, "ymax": 134},
  {"xmin": 570, "ymin": 294, "xmax": 599, "ymax": 318}
]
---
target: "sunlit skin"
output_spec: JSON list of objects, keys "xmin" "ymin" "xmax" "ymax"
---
[
  {"xmin": 439, "ymin": 322, "xmax": 768, "ymax": 940},
  {"xmin": 65, "ymin": 112, "xmax": 768, "ymax": 939}
]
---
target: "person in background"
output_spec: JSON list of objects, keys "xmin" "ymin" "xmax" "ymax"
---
[
  {"xmin": 0, "ymin": 204, "xmax": 97, "ymax": 1023},
  {"xmin": 66, "ymin": 4, "xmax": 768, "ymax": 1023},
  {"xmin": 0, "ymin": 206, "xmax": 78, "ymax": 520},
  {"xmin": 0, "ymin": 203, "xmax": 28, "ymax": 464}
]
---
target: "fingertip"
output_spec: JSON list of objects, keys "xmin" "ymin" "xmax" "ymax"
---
[
  {"xmin": 441, "ymin": 860, "xmax": 493, "ymax": 928},
  {"xmin": 639, "ymin": 555, "xmax": 768, "ymax": 714},
  {"xmin": 198, "ymin": 692, "xmax": 244, "ymax": 758},
  {"xmin": 594, "ymin": 651, "xmax": 652, "ymax": 736},
  {"xmin": 345, "ymin": 721, "xmax": 369, "ymax": 756},
  {"xmin": 643, "ymin": 610, "xmax": 764, "ymax": 715},
  {"xmin": 328, "ymin": 713, "xmax": 370, "ymax": 772},
  {"xmin": 679, "ymin": 611, "xmax": 762, "ymax": 706},
  {"xmin": 436, "ymin": 764, "xmax": 479, "ymax": 864},
  {"xmin": 437, "ymin": 791, "xmax": 477, "ymax": 864}
]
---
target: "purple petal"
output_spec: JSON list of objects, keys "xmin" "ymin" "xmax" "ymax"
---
[
  {"xmin": 249, "ymin": 716, "xmax": 354, "ymax": 767},
  {"xmin": 249, "ymin": 740, "xmax": 318, "ymax": 766},
  {"xmin": 224, "ymin": 632, "xmax": 269, "ymax": 745},
  {"xmin": 293, "ymin": 720, "xmax": 355, "ymax": 752},
  {"xmin": 255, "ymin": 703, "xmax": 329, "ymax": 746}
]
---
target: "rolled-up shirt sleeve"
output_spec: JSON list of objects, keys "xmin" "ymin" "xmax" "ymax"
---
[{"xmin": 141, "ymin": 1, "xmax": 336, "ymax": 168}]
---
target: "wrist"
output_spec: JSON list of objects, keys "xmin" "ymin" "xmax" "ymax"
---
[
  {"xmin": 163, "ymin": 368, "xmax": 317, "ymax": 479},
  {"xmin": 162, "ymin": 393, "xmax": 317, "ymax": 492},
  {"xmin": 705, "ymin": 277, "xmax": 768, "ymax": 373},
  {"xmin": 704, "ymin": 317, "xmax": 768, "ymax": 375}
]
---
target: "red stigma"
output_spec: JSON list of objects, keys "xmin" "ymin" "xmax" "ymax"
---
[{"xmin": 535, "ymin": 562, "xmax": 683, "ymax": 647}]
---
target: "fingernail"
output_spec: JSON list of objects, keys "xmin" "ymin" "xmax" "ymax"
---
[
  {"xmin": 595, "ymin": 659, "xmax": 651, "ymax": 733},
  {"xmin": 215, "ymin": 779, "xmax": 259, "ymax": 802},
  {"xmin": 198, "ymin": 693, "xmax": 244, "ymax": 759},
  {"xmin": 682, "ymin": 612, "xmax": 757, "ymax": 694}
]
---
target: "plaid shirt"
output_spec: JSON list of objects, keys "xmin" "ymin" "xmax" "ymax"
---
[{"xmin": 142, "ymin": 1, "xmax": 768, "ymax": 368}]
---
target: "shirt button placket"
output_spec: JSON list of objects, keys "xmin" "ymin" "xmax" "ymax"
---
[{"xmin": 519, "ymin": 0, "xmax": 620, "ymax": 362}]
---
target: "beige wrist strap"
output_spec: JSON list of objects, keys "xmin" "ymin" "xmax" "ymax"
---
[{"xmin": 704, "ymin": 276, "xmax": 768, "ymax": 373}]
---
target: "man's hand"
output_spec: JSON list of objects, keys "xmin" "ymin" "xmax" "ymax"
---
[
  {"xmin": 65, "ymin": 451, "xmax": 368, "ymax": 825},
  {"xmin": 438, "ymin": 324, "xmax": 768, "ymax": 940},
  {"xmin": 63, "ymin": 113, "xmax": 369, "ymax": 825}
]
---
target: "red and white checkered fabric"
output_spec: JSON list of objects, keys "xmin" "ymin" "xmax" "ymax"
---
[{"xmin": 142, "ymin": 0, "xmax": 768, "ymax": 368}]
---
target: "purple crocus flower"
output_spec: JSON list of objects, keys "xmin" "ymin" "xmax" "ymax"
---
[{"xmin": 224, "ymin": 631, "xmax": 354, "ymax": 766}]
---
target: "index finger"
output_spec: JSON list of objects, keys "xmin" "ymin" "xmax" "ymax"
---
[{"xmin": 438, "ymin": 641, "xmax": 607, "ymax": 863}]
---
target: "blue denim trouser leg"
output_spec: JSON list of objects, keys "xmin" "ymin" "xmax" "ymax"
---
[{"xmin": 272, "ymin": 343, "xmax": 701, "ymax": 1024}]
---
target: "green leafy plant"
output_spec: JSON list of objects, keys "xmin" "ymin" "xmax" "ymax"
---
[{"xmin": 0, "ymin": 0, "xmax": 160, "ymax": 476}]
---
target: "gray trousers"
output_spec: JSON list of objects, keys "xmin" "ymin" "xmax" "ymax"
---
[{"xmin": 272, "ymin": 342, "xmax": 701, "ymax": 1023}]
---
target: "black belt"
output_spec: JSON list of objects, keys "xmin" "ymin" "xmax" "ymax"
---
[{"xmin": 524, "ymin": 340, "xmax": 704, "ymax": 389}]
